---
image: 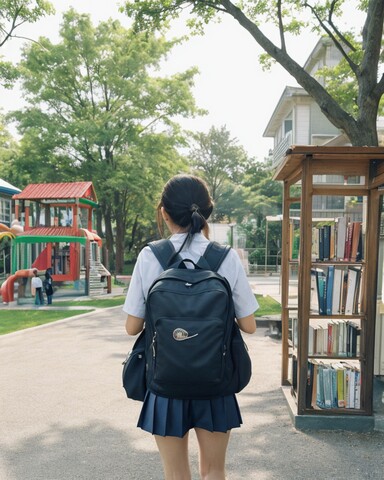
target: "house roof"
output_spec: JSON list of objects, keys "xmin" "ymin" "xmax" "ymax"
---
[
  {"xmin": 15, "ymin": 227, "xmax": 101, "ymax": 243},
  {"xmin": 0, "ymin": 178, "xmax": 21, "ymax": 196},
  {"xmin": 18, "ymin": 227, "xmax": 83, "ymax": 237},
  {"xmin": 303, "ymin": 37, "xmax": 333, "ymax": 73},
  {"xmin": 13, "ymin": 181, "xmax": 97, "ymax": 203},
  {"xmin": 263, "ymin": 86, "xmax": 308, "ymax": 137}
]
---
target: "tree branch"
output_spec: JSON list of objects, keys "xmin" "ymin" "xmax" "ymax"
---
[
  {"xmin": 277, "ymin": 0, "xmax": 286, "ymax": 53},
  {"xmin": 218, "ymin": 0, "xmax": 357, "ymax": 133},
  {"xmin": 327, "ymin": 1, "xmax": 356, "ymax": 51},
  {"xmin": 0, "ymin": 6, "xmax": 25, "ymax": 47},
  {"xmin": 303, "ymin": 1, "xmax": 359, "ymax": 75}
]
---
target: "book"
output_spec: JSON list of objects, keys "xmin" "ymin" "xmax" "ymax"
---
[
  {"xmin": 335, "ymin": 216, "xmax": 347, "ymax": 260},
  {"xmin": 340, "ymin": 269, "xmax": 349, "ymax": 314},
  {"xmin": 323, "ymin": 225, "xmax": 332, "ymax": 261},
  {"xmin": 310, "ymin": 269, "xmax": 320, "ymax": 313},
  {"xmin": 354, "ymin": 370, "xmax": 361, "ymax": 409},
  {"xmin": 344, "ymin": 222, "xmax": 354, "ymax": 261},
  {"xmin": 331, "ymin": 267, "xmax": 344, "ymax": 314},
  {"xmin": 333, "ymin": 363, "xmax": 346, "ymax": 407},
  {"xmin": 315, "ymin": 269, "xmax": 327, "ymax": 315},
  {"xmin": 318, "ymin": 227, "xmax": 325, "ymax": 261},
  {"xmin": 325, "ymin": 265, "xmax": 335, "ymax": 315},
  {"xmin": 306, "ymin": 362, "xmax": 315, "ymax": 408},
  {"xmin": 330, "ymin": 223, "xmax": 336, "ymax": 260},
  {"xmin": 316, "ymin": 364, "xmax": 326, "ymax": 408},
  {"xmin": 308, "ymin": 324, "xmax": 315, "ymax": 355},
  {"xmin": 312, "ymin": 226, "xmax": 320, "ymax": 261},
  {"xmin": 345, "ymin": 268, "xmax": 361, "ymax": 315},
  {"xmin": 311, "ymin": 361, "xmax": 319, "ymax": 408},
  {"xmin": 350, "ymin": 222, "xmax": 362, "ymax": 261},
  {"xmin": 323, "ymin": 367, "xmax": 333, "ymax": 408}
]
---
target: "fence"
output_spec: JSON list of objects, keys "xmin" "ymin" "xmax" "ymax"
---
[{"xmin": 237, "ymin": 248, "xmax": 281, "ymax": 275}]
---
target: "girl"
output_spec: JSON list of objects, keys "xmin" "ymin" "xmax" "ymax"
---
[{"xmin": 123, "ymin": 174, "xmax": 258, "ymax": 480}]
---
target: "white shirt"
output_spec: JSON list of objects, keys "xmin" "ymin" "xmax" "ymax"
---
[
  {"xmin": 123, "ymin": 233, "xmax": 259, "ymax": 319},
  {"xmin": 31, "ymin": 276, "xmax": 43, "ymax": 289}
]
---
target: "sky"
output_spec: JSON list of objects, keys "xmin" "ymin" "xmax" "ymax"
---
[{"xmin": 0, "ymin": 1, "xmax": 361, "ymax": 161}]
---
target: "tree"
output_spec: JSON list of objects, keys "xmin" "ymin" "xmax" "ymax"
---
[
  {"xmin": 188, "ymin": 125, "xmax": 249, "ymax": 221},
  {"xmin": 122, "ymin": 0, "xmax": 384, "ymax": 147},
  {"xmin": 0, "ymin": 0, "xmax": 54, "ymax": 87},
  {"xmin": 239, "ymin": 159, "xmax": 283, "ymax": 266},
  {"xmin": 0, "ymin": 112, "xmax": 20, "ymax": 185},
  {"xmin": 13, "ymin": 9, "xmax": 201, "ymax": 272}
]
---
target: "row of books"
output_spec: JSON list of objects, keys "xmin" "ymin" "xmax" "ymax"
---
[
  {"xmin": 308, "ymin": 320, "xmax": 361, "ymax": 357},
  {"xmin": 312, "ymin": 219, "xmax": 363, "ymax": 262},
  {"xmin": 306, "ymin": 360, "xmax": 361, "ymax": 410},
  {"xmin": 311, "ymin": 265, "xmax": 362, "ymax": 315}
]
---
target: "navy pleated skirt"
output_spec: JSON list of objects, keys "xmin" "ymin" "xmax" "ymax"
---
[{"xmin": 137, "ymin": 391, "xmax": 243, "ymax": 438}]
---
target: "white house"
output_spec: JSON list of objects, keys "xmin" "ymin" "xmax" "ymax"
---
[{"xmin": 264, "ymin": 37, "xmax": 384, "ymax": 169}]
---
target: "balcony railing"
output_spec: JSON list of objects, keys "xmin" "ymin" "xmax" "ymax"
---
[{"xmin": 272, "ymin": 132, "xmax": 292, "ymax": 168}]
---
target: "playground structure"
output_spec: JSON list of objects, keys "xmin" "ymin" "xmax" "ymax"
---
[{"xmin": 0, "ymin": 181, "xmax": 111, "ymax": 303}]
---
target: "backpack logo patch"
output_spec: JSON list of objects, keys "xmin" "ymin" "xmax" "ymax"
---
[{"xmin": 173, "ymin": 328, "xmax": 198, "ymax": 341}]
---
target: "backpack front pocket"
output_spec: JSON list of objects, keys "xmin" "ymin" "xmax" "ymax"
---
[{"xmin": 152, "ymin": 316, "xmax": 225, "ymax": 386}]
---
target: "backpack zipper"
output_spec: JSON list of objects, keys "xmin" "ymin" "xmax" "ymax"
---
[{"xmin": 151, "ymin": 332, "xmax": 157, "ymax": 358}]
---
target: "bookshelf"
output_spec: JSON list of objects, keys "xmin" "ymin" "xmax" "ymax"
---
[{"xmin": 274, "ymin": 146, "xmax": 384, "ymax": 430}]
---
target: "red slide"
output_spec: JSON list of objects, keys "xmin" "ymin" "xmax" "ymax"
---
[{"xmin": 0, "ymin": 269, "xmax": 35, "ymax": 304}]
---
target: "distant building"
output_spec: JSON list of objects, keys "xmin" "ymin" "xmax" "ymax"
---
[{"xmin": 0, "ymin": 179, "xmax": 20, "ymax": 227}]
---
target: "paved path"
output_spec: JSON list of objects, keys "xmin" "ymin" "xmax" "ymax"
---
[{"xmin": 1, "ymin": 308, "xmax": 384, "ymax": 479}]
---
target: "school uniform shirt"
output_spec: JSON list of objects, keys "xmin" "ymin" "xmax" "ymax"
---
[{"xmin": 123, "ymin": 232, "xmax": 259, "ymax": 319}]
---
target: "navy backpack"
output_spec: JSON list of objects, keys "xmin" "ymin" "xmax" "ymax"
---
[{"xmin": 143, "ymin": 239, "xmax": 252, "ymax": 400}]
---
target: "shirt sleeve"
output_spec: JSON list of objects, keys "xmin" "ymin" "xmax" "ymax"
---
[
  {"xmin": 218, "ymin": 249, "xmax": 259, "ymax": 319},
  {"xmin": 122, "ymin": 251, "xmax": 146, "ymax": 318}
]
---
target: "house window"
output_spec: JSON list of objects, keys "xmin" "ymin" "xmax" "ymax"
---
[
  {"xmin": 284, "ymin": 118, "xmax": 293, "ymax": 136},
  {"xmin": 313, "ymin": 195, "xmax": 345, "ymax": 211},
  {"xmin": 0, "ymin": 197, "xmax": 11, "ymax": 226}
]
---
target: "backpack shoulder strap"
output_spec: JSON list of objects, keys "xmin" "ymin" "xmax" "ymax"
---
[
  {"xmin": 202, "ymin": 241, "xmax": 231, "ymax": 272},
  {"xmin": 148, "ymin": 239, "xmax": 181, "ymax": 270}
]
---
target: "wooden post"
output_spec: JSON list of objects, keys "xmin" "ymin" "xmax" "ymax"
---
[{"xmin": 297, "ymin": 156, "xmax": 313, "ymax": 414}]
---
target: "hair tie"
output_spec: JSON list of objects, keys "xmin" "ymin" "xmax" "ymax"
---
[{"xmin": 190, "ymin": 204, "xmax": 200, "ymax": 214}]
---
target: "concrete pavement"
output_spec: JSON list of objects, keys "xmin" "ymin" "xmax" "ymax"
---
[{"xmin": 1, "ymin": 304, "xmax": 384, "ymax": 479}]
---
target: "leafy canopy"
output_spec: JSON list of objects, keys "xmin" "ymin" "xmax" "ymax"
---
[
  {"xmin": 0, "ymin": 0, "xmax": 54, "ymax": 87},
  {"xmin": 121, "ymin": 0, "xmax": 384, "ymax": 147}
]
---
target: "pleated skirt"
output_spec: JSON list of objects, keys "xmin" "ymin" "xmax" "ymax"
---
[{"xmin": 137, "ymin": 391, "xmax": 243, "ymax": 438}]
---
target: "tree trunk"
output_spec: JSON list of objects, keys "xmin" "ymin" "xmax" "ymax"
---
[
  {"xmin": 115, "ymin": 218, "xmax": 126, "ymax": 274},
  {"xmin": 103, "ymin": 207, "xmax": 115, "ymax": 271}
]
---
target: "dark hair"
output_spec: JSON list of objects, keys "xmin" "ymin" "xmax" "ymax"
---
[{"xmin": 157, "ymin": 174, "xmax": 213, "ymax": 238}]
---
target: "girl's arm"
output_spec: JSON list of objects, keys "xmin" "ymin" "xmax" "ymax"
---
[
  {"xmin": 125, "ymin": 314, "xmax": 145, "ymax": 335},
  {"xmin": 237, "ymin": 314, "xmax": 257, "ymax": 334}
]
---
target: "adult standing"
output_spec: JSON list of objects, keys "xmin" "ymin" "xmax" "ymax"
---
[
  {"xmin": 44, "ymin": 268, "xmax": 54, "ymax": 305},
  {"xmin": 123, "ymin": 174, "xmax": 258, "ymax": 480},
  {"xmin": 31, "ymin": 269, "xmax": 44, "ymax": 306}
]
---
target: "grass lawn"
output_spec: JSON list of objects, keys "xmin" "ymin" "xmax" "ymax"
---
[
  {"xmin": 0, "ymin": 310, "xmax": 92, "ymax": 335},
  {"xmin": 54, "ymin": 296, "xmax": 126, "ymax": 308},
  {"xmin": 254, "ymin": 294, "xmax": 281, "ymax": 317}
]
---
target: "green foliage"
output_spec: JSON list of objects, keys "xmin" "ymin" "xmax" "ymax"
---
[
  {"xmin": 0, "ymin": 112, "xmax": 21, "ymax": 186},
  {"xmin": 0, "ymin": 1, "xmax": 54, "ymax": 87},
  {"xmin": 188, "ymin": 125, "xmax": 250, "ymax": 221},
  {"xmin": 12, "ymin": 9, "xmax": 201, "ymax": 271}
]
